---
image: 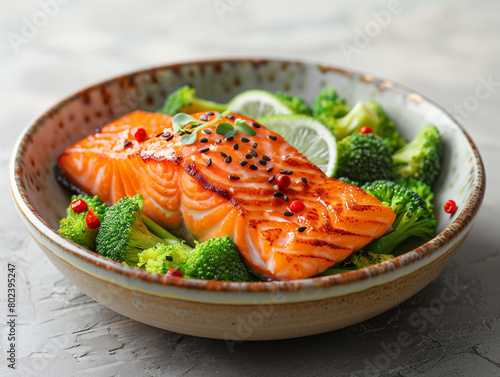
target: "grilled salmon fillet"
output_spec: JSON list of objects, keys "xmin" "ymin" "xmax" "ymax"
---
[{"xmin": 58, "ymin": 110, "xmax": 395, "ymax": 280}]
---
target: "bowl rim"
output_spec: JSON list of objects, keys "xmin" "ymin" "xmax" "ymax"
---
[{"xmin": 9, "ymin": 57, "xmax": 486, "ymax": 293}]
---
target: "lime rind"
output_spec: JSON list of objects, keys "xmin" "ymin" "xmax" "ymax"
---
[
  {"xmin": 257, "ymin": 115, "xmax": 337, "ymax": 176},
  {"xmin": 227, "ymin": 90, "xmax": 294, "ymax": 119}
]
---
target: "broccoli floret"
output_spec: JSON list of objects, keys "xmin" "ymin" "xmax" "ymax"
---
[
  {"xmin": 181, "ymin": 236, "xmax": 258, "ymax": 282},
  {"xmin": 58, "ymin": 195, "xmax": 108, "ymax": 250},
  {"xmin": 313, "ymin": 87, "xmax": 351, "ymax": 121},
  {"xmin": 95, "ymin": 194, "xmax": 183, "ymax": 264},
  {"xmin": 361, "ymin": 180, "xmax": 437, "ymax": 254},
  {"xmin": 137, "ymin": 243, "xmax": 188, "ymax": 274},
  {"xmin": 318, "ymin": 250, "xmax": 394, "ymax": 276},
  {"xmin": 392, "ymin": 125, "xmax": 443, "ymax": 186},
  {"xmin": 335, "ymin": 133, "xmax": 393, "ymax": 183},
  {"xmin": 367, "ymin": 102, "xmax": 407, "ymax": 153},
  {"xmin": 396, "ymin": 177, "xmax": 435, "ymax": 217},
  {"xmin": 158, "ymin": 86, "xmax": 228, "ymax": 115},
  {"xmin": 273, "ymin": 91, "xmax": 311, "ymax": 115}
]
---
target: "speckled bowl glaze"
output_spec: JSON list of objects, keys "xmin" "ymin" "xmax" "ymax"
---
[{"xmin": 10, "ymin": 59, "xmax": 485, "ymax": 340}]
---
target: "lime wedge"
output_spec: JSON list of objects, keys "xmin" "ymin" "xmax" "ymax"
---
[
  {"xmin": 258, "ymin": 115, "xmax": 337, "ymax": 176},
  {"xmin": 227, "ymin": 90, "xmax": 294, "ymax": 119}
]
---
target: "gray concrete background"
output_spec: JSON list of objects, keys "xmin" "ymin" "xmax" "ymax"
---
[{"xmin": 1, "ymin": 0, "xmax": 499, "ymax": 376}]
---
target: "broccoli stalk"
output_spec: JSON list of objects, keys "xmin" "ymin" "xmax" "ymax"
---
[
  {"xmin": 58, "ymin": 195, "xmax": 107, "ymax": 251},
  {"xmin": 361, "ymin": 180, "xmax": 437, "ymax": 254},
  {"xmin": 95, "ymin": 194, "xmax": 183, "ymax": 264},
  {"xmin": 335, "ymin": 133, "xmax": 393, "ymax": 183},
  {"xmin": 158, "ymin": 86, "xmax": 227, "ymax": 115},
  {"xmin": 392, "ymin": 125, "xmax": 443, "ymax": 186}
]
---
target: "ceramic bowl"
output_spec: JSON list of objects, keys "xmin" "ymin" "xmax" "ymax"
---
[{"xmin": 9, "ymin": 59, "xmax": 485, "ymax": 340}]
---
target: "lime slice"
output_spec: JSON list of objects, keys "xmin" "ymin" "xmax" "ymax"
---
[
  {"xmin": 258, "ymin": 115, "xmax": 337, "ymax": 176},
  {"xmin": 227, "ymin": 90, "xmax": 294, "ymax": 119}
]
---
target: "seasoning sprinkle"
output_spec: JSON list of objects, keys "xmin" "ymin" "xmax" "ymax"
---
[
  {"xmin": 232, "ymin": 143, "xmax": 239, "ymax": 150},
  {"xmin": 241, "ymin": 137, "xmax": 250, "ymax": 143},
  {"xmin": 165, "ymin": 255, "xmax": 173, "ymax": 262},
  {"xmin": 240, "ymin": 160, "xmax": 248, "ymax": 167},
  {"xmin": 162, "ymin": 132, "xmax": 171, "ymax": 138},
  {"xmin": 258, "ymin": 159, "xmax": 267, "ymax": 166},
  {"xmin": 301, "ymin": 177, "xmax": 308, "ymax": 183},
  {"xmin": 200, "ymin": 137, "xmax": 208, "ymax": 143},
  {"xmin": 199, "ymin": 115, "xmax": 208, "ymax": 121},
  {"xmin": 225, "ymin": 155, "xmax": 232, "ymax": 163},
  {"xmin": 268, "ymin": 175, "xmax": 276, "ymax": 183},
  {"xmin": 252, "ymin": 122, "xmax": 261, "ymax": 129},
  {"xmin": 156, "ymin": 132, "xmax": 164, "ymax": 137},
  {"xmin": 227, "ymin": 114, "xmax": 235, "ymax": 119},
  {"xmin": 273, "ymin": 192, "xmax": 283, "ymax": 197},
  {"xmin": 216, "ymin": 139, "xmax": 222, "ymax": 144},
  {"xmin": 226, "ymin": 136, "xmax": 234, "ymax": 142},
  {"xmin": 164, "ymin": 134, "xmax": 174, "ymax": 141},
  {"xmin": 284, "ymin": 211, "xmax": 294, "ymax": 217},
  {"xmin": 284, "ymin": 195, "xmax": 289, "ymax": 202},
  {"xmin": 229, "ymin": 174, "xmax": 240, "ymax": 180},
  {"xmin": 245, "ymin": 154, "xmax": 253, "ymax": 159},
  {"xmin": 220, "ymin": 151, "xmax": 228, "ymax": 158},
  {"xmin": 124, "ymin": 140, "xmax": 132, "ymax": 148},
  {"xmin": 249, "ymin": 164, "xmax": 258, "ymax": 170},
  {"xmin": 252, "ymin": 142, "xmax": 258, "ymax": 148},
  {"xmin": 266, "ymin": 167, "xmax": 274, "ymax": 173},
  {"xmin": 280, "ymin": 170, "xmax": 293, "ymax": 175},
  {"xmin": 268, "ymin": 135, "xmax": 277, "ymax": 141},
  {"xmin": 250, "ymin": 149, "xmax": 258, "ymax": 157},
  {"xmin": 297, "ymin": 226, "xmax": 307, "ymax": 233},
  {"xmin": 206, "ymin": 111, "xmax": 214, "ymax": 116},
  {"xmin": 199, "ymin": 147, "xmax": 210, "ymax": 153},
  {"xmin": 262, "ymin": 155, "xmax": 271, "ymax": 161},
  {"xmin": 205, "ymin": 158, "xmax": 212, "ymax": 167},
  {"xmin": 203, "ymin": 129, "xmax": 212, "ymax": 134}
]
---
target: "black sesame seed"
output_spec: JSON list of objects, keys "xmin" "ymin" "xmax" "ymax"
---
[
  {"xmin": 220, "ymin": 151, "xmax": 228, "ymax": 158},
  {"xmin": 124, "ymin": 140, "xmax": 132, "ymax": 148},
  {"xmin": 200, "ymin": 137, "xmax": 208, "ymax": 143},
  {"xmin": 205, "ymin": 158, "xmax": 212, "ymax": 167},
  {"xmin": 301, "ymin": 177, "xmax": 308, "ymax": 183},
  {"xmin": 252, "ymin": 142, "xmax": 258, "ymax": 148},
  {"xmin": 164, "ymin": 134, "xmax": 174, "ymax": 141},
  {"xmin": 245, "ymin": 154, "xmax": 253, "ymax": 159},
  {"xmin": 232, "ymin": 143, "xmax": 239, "ymax": 150},
  {"xmin": 226, "ymin": 136, "xmax": 234, "ymax": 142},
  {"xmin": 266, "ymin": 167, "xmax": 274, "ymax": 173},
  {"xmin": 206, "ymin": 111, "xmax": 214, "ymax": 116},
  {"xmin": 229, "ymin": 174, "xmax": 240, "ymax": 180},
  {"xmin": 241, "ymin": 137, "xmax": 250, "ymax": 143},
  {"xmin": 262, "ymin": 155, "xmax": 271, "ymax": 161},
  {"xmin": 269, "ymin": 175, "xmax": 276, "ymax": 183},
  {"xmin": 258, "ymin": 159, "xmax": 267, "ymax": 166},
  {"xmin": 268, "ymin": 135, "xmax": 277, "ymax": 141},
  {"xmin": 165, "ymin": 255, "xmax": 173, "ymax": 262},
  {"xmin": 199, "ymin": 115, "xmax": 208, "ymax": 121},
  {"xmin": 252, "ymin": 122, "xmax": 261, "ymax": 129},
  {"xmin": 250, "ymin": 149, "xmax": 258, "ymax": 157},
  {"xmin": 284, "ymin": 211, "xmax": 294, "ymax": 217},
  {"xmin": 199, "ymin": 147, "xmax": 210, "ymax": 153},
  {"xmin": 225, "ymin": 155, "xmax": 232, "ymax": 163},
  {"xmin": 156, "ymin": 132, "xmax": 164, "ymax": 137},
  {"xmin": 163, "ymin": 132, "xmax": 171, "ymax": 138},
  {"xmin": 280, "ymin": 170, "xmax": 287, "ymax": 174},
  {"xmin": 240, "ymin": 160, "xmax": 248, "ymax": 167},
  {"xmin": 203, "ymin": 129, "xmax": 212, "ymax": 134},
  {"xmin": 227, "ymin": 114, "xmax": 235, "ymax": 119},
  {"xmin": 216, "ymin": 139, "xmax": 222, "ymax": 144},
  {"xmin": 297, "ymin": 226, "xmax": 307, "ymax": 232},
  {"xmin": 273, "ymin": 192, "xmax": 283, "ymax": 197},
  {"xmin": 280, "ymin": 170, "xmax": 293, "ymax": 175},
  {"xmin": 249, "ymin": 164, "xmax": 258, "ymax": 170},
  {"xmin": 284, "ymin": 195, "xmax": 289, "ymax": 202},
  {"xmin": 94, "ymin": 128, "xmax": 101, "ymax": 134}
]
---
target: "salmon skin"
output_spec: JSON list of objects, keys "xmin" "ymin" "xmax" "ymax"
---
[{"xmin": 58, "ymin": 110, "xmax": 395, "ymax": 280}]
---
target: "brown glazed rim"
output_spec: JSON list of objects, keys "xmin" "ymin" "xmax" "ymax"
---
[{"xmin": 10, "ymin": 58, "xmax": 486, "ymax": 293}]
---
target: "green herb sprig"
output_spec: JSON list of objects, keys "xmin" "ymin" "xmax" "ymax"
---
[{"xmin": 172, "ymin": 110, "xmax": 256, "ymax": 145}]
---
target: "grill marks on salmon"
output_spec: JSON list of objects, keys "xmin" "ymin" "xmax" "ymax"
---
[{"xmin": 58, "ymin": 110, "xmax": 396, "ymax": 280}]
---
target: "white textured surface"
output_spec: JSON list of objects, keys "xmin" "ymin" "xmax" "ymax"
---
[{"xmin": 1, "ymin": 1, "xmax": 499, "ymax": 376}]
